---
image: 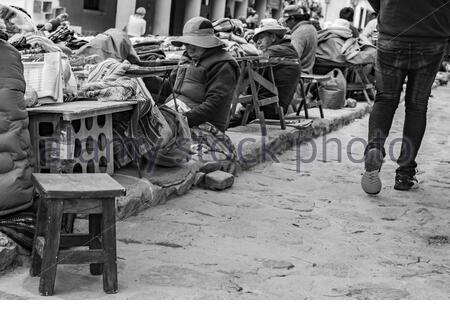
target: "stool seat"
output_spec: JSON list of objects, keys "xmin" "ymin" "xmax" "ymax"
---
[
  {"xmin": 300, "ymin": 73, "xmax": 332, "ymax": 82},
  {"xmin": 30, "ymin": 173, "xmax": 125, "ymax": 296},
  {"xmin": 296, "ymin": 73, "xmax": 332, "ymax": 119},
  {"xmin": 32, "ymin": 173, "xmax": 126, "ymax": 199}
]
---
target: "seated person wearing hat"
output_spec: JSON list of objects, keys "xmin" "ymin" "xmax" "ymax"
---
[
  {"xmin": 146, "ymin": 17, "xmax": 239, "ymax": 133},
  {"xmin": 283, "ymin": 5, "xmax": 318, "ymax": 74},
  {"xmin": 252, "ymin": 20, "xmax": 300, "ymax": 119}
]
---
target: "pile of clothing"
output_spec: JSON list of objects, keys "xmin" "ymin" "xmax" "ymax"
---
[
  {"xmin": 316, "ymin": 19, "xmax": 376, "ymax": 65},
  {"xmin": 212, "ymin": 18, "xmax": 259, "ymax": 57}
]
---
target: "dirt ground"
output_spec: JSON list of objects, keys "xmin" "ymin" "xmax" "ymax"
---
[{"xmin": 1, "ymin": 86, "xmax": 450, "ymax": 300}]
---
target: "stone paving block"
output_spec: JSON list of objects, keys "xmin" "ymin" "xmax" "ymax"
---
[{"xmin": 204, "ymin": 171, "xmax": 235, "ymax": 190}]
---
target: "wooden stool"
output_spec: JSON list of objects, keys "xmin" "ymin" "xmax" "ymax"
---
[
  {"xmin": 30, "ymin": 173, "xmax": 126, "ymax": 296},
  {"xmin": 296, "ymin": 73, "xmax": 331, "ymax": 119},
  {"xmin": 227, "ymin": 57, "xmax": 292, "ymax": 136}
]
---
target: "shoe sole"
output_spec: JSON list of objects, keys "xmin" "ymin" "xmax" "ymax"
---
[
  {"xmin": 394, "ymin": 182, "xmax": 419, "ymax": 191},
  {"xmin": 361, "ymin": 148, "xmax": 383, "ymax": 195}
]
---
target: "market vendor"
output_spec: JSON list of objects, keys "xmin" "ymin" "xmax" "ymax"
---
[
  {"xmin": 252, "ymin": 20, "xmax": 300, "ymax": 119},
  {"xmin": 146, "ymin": 16, "xmax": 239, "ymax": 133}
]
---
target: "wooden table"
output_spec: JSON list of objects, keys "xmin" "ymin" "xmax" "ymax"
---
[{"xmin": 28, "ymin": 100, "xmax": 138, "ymax": 175}]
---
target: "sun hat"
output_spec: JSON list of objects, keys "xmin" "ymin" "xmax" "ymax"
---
[
  {"xmin": 283, "ymin": 5, "xmax": 309, "ymax": 19},
  {"xmin": 136, "ymin": 7, "xmax": 146, "ymax": 15},
  {"xmin": 171, "ymin": 17, "xmax": 225, "ymax": 48},
  {"xmin": 253, "ymin": 19, "xmax": 287, "ymax": 42}
]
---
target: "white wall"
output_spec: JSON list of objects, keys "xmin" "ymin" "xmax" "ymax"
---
[
  {"xmin": 153, "ymin": 0, "xmax": 172, "ymax": 36},
  {"xmin": 2, "ymin": 0, "xmax": 61, "ymax": 25},
  {"xmin": 115, "ymin": 0, "xmax": 136, "ymax": 30}
]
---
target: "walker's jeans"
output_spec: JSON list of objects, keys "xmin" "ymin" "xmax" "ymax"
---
[{"xmin": 367, "ymin": 39, "xmax": 448, "ymax": 175}]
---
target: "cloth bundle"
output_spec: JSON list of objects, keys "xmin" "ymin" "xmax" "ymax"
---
[
  {"xmin": 190, "ymin": 123, "xmax": 239, "ymax": 175},
  {"xmin": 81, "ymin": 58, "xmax": 136, "ymax": 101},
  {"xmin": 0, "ymin": 211, "xmax": 35, "ymax": 251},
  {"xmin": 316, "ymin": 27, "xmax": 376, "ymax": 65}
]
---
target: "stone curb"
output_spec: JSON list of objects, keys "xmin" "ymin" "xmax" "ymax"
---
[{"xmin": 114, "ymin": 103, "xmax": 372, "ymax": 218}]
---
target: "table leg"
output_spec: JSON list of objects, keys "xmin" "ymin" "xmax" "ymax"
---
[{"xmin": 38, "ymin": 199, "xmax": 64, "ymax": 296}]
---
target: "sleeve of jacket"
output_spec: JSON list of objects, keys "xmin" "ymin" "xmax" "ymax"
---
[
  {"xmin": 367, "ymin": 0, "xmax": 380, "ymax": 13},
  {"xmin": 290, "ymin": 32, "xmax": 306, "ymax": 60},
  {"xmin": 183, "ymin": 61, "xmax": 237, "ymax": 127}
]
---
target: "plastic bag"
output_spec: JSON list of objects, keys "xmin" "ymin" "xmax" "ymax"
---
[{"xmin": 319, "ymin": 68, "xmax": 347, "ymax": 109}]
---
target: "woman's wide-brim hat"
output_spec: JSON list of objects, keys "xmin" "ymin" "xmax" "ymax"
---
[
  {"xmin": 253, "ymin": 20, "xmax": 287, "ymax": 42},
  {"xmin": 171, "ymin": 17, "xmax": 224, "ymax": 48}
]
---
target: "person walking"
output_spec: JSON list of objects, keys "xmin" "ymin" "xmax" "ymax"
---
[
  {"xmin": 126, "ymin": 7, "xmax": 147, "ymax": 37},
  {"xmin": 361, "ymin": 0, "xmax": 450, "ymax": 195}
]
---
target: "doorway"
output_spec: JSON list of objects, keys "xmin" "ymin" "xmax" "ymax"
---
[{"xmin": 135, "ymin": 0, "xmax": 156, "ymax": 34}]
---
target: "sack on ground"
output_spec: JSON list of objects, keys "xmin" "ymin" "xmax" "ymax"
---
[{"xmin": 319, "ymin": 68, "xmax": 346, "ymax": 109}]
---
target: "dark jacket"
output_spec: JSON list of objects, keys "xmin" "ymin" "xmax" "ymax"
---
[
  {"xmin": 260, "ymin": 39, "xmax": 301, "ymax": 119},
  {"xmin": 155, "ymin": 47, "xmax": 239, "ymax": 132},
  {"xmin": 0, "ymin": 40, "xmax": 34, "ymax": 216},
  {"xmin": 368, "ymin": 0, "xmax": 450, "ymax": 42}
]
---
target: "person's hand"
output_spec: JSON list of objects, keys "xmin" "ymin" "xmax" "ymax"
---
[{"xmin": 25, "ymin": 34, "xmax": 62, "ymax": 52}]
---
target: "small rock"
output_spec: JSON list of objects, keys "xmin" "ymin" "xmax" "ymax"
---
[
  {"xmin": 194, "ymin": 172, "xmax": 206, "ymax": 186},
  {"xmin": 0, "ymin": 232, "xmax": 18, "ymax": 271},
  {"xmin": 262, "ymin": 259, "xmax": 295, "ymax": 270},
  {"xmin": 199, "ymin": 161, "xmax": 222, "ymax": 174},
  {"xmin": 204, "ymin": 171, "xmax": 234, "ymax": 191},
  {"xmin": 428, "ymin": 235, "xmax": 449, "ymax": 246}
]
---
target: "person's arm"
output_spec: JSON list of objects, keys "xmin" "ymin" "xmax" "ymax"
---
[
  {"xmin": 367, "ymin": 0, "xmax": 380, "ymax": 13},
  {"xmin": 143, "ymin": 74, "xmax": 174, "ymax": 105},
  {"xmin": 183, "ymin": 61, "xmax": 237, "ymax": 127},
  {"xmin": 141, "ymin": 20, "xmax": 146, "ymax": 36}
]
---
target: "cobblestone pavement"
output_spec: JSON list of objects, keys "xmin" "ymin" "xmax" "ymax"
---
[{"xmin": 2, "ymin": 87, "xmax": 450, "ymax": 299}]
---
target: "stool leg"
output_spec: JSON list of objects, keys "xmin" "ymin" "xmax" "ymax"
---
[
  {"xmin": 101, "ymin": 199, "xmax": 118, "ymax": 294},
  {"xmin": 316, "ymin": 83, "xmax": 325, "ymax": 119},
  {"xmin": 89, "ymin": 214, "xmax": 103, "ymax": 275},
  {"xmin": 30, "ymin": 198, "xmax": 47, "ymax": 277},
  {"xmin": 39, "ymin": 199, "xmax": 64, "ymax": 296}
]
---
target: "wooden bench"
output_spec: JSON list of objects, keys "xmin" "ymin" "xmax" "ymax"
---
[
  {"xmin": 30, "ymin": 173, "xmax": 126, "ymax": 296},
  {"xmin": 27, "ymin": 100, "xmax": 138, "ymax": 175}
]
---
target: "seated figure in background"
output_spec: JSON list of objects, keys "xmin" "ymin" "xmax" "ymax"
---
[
  {"xmin": 338, "ymin": 7, "xmax": 359, "ymax": 38},
  {"xmin": 282, "ymin": 5, "xmax": 317, "ymax": 74},
  {"xmin": 144, "ymin": 17, "xmax": 240, "ymax": 171},
  {"xmin": 252, "ymin": 19, "xmax": 300, "ymax": 119},
  {"xmin": 146, "ymin": 17, "xmax": 239, "ymax": 133}
]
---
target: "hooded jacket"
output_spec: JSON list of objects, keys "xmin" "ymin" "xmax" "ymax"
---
[{"xmin": 0, "ymin": 40, "xmax": 34, "ymax": 216}]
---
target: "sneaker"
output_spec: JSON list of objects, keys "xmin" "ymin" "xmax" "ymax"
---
[
  {"xmin": 394, "ymin": 173, "xmax": 418, "ymax": 191},
  {"xmin": 361, "ymin": 148, "xmax": 383, "ymax": 195}
]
